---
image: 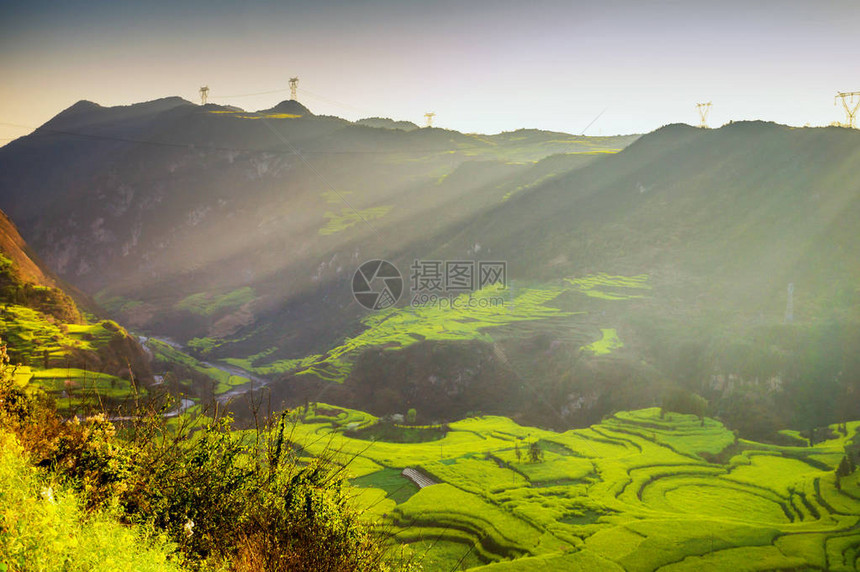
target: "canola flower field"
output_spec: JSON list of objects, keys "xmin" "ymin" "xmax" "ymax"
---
[{"xmin": 287, "ymin": 406, "xmax": 860, "ymax": 571}]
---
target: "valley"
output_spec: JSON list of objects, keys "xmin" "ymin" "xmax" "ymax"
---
[{"xmin": 1, "ymin": 97, "xmax": 859, "ymax": 571}]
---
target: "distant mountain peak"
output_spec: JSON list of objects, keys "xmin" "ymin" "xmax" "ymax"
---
[
  {"xmin": 257, "ymin": 99, "xmax": 313, "ymax": 117},
  {"xmin": 44, "ymin": 96, "xmax": 194, "ymax": 130}
]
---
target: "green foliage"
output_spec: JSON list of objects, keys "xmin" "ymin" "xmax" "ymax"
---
[
  {"xmin": 406, "ymin": 408, "xmax": 417, "ymax": 424},
  {"xmin": 0, "ymin": 431, "xmax": 185, "ymax": 572},
  {"xmin": 0, "ymin": 304, "xmax": 119, "ymax": 365},
  {"xmin": 662, "ymin": 388, "xmax": 708, "ymax": 420}
]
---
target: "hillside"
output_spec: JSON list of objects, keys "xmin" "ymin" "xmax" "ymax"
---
[
  {"xmin": 0, "ymin": 208, "xmax": 153, "ymax": 411},
  {"xmin": 0, "ymin": 98, "xmax": 635, "ymax": 387}
]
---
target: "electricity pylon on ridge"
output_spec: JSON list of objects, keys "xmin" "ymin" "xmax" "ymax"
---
[
  {"xmin": 424, "ymin": 112, "xmax": 436, "ymax": 127},
  {"xmin": 696, "ymin": 102, "xmax": 712, "ymax": 128},
  {"xmin": 199, "ymin": 86, "xmax": 209, "ymax": 105},
  {"xmin": 835, "ymin": 91, "xmax": 860, "ymax": 129},
  {"xmin": 289, "ymin": 77, "xmax": 299, "ymax": 101}
]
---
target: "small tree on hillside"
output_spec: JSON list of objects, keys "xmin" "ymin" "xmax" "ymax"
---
[
  {"xmin": 514, "ymin": 441, "xmax": 521, "ymax": 462},
  {"xmin": 528, "ymin": 441, "xmax": 543, "ymax": 463},
  {"xmin": 662, "ymin": 388, "xmax": 708, "ymax": 423},
  {"xmin": 406, "ymin": 408, "xmax": 417, "ymax": 424}
]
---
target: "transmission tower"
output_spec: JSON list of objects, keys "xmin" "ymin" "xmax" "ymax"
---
[
  {"xmin": 199, "ymin": 86, "xmax": 209, "ymax": 105},
  {"xmin": 424, "ymin": 112, "xmax": 436, "ymax": 127},
  {"xmin": 289, "ymin": 77, "xmax": 299, "ymax": 100},
  {"xmin": 835, "ymin": 91, "xmax": 860, "ymax": 128},
  {"xmin": 696, "ymin": 102, "xmax": 712, "ymax": 128}
]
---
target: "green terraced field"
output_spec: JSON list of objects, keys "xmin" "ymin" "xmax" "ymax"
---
[
  {"xmin": 581, "ymin": 328, "xmax": 622, "ymax": 355},
  {"xmin": 283, "ymin": 406, "xmax": 860, "ymax": 571},
  {"xmin": 0, "ymin": 305, "xmax": 120, "ymax": 363},
  {"xmin": 174, "ymin": 287, "xmax": 255, "ymax": 317},
  {"xmin": 319, "ymin": 205, "xmax": 393, "ymax": 235},
  {"xmin": 227, "ymin": 273, "xmax": 650, "ymax": 383},
  {"xmin": 0, "ymin": 303, "xmax": 145, "ymax": 409}
]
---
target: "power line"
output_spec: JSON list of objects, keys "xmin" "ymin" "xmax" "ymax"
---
[{"xmin": 580, "ymin": 108, "xmax": 607, "ymax": 136}]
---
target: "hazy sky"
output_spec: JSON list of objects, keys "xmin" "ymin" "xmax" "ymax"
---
[{"xmin": 1, "ymin": 0, "xmax": 858, "ymax": 142}]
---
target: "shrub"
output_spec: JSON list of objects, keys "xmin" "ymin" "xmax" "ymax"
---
[{"xmin": 0, "ymin": 337, "xmax": 401, "ymax": 571}]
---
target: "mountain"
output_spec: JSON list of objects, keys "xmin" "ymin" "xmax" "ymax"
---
[
  {"xmin": 2, "ymin": 98, "xmax": 859, "ymax": 435},
  {"xmin": 0, "ymin": 97, "xmax": 634, "ymax": 352}
]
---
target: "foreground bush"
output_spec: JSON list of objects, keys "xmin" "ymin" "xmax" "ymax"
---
[
  {"xmin": 0, "ymin": 430, "xmax": 184, "ymax": 572},
  {"xmin": 0, "ymin": 340, "xmax": 400, "ymax": 571}
]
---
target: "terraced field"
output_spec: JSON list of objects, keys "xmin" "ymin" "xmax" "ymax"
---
[
  {"xmin": 223, "ymin": 273, "xmax": 647, "ymax": 382},
  {"xmin": 285, "ymin": 406, "xmax": 860, "ymax": 571},
  {"xmin": 0, "ymin": 304, "xmax": 147, "ymax": 411},
  {"xmin": 0, "ymin": 305, "xmax": 121, "ymax": 362}
]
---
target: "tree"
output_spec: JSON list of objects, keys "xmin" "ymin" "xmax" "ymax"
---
[
  {"xmin": 514, "ymin": 441, "xmax": 521, "ymax": 462},
  {"xmin": 406, "ymin": 408, "xmax": 417, "ymax": 424},
  {"xmin": 528, "ymin": 441, "xmax": 543, "ymax": 463},
  {"xmin": 662, "ymin": 388, "xmax": 708, "ymax": 421},
  {"xmin": 836, "ymin": 456, "xmax": 851, "ymax": 478}
]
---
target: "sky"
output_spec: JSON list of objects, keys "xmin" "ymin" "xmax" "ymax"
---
[{"xmin": 1, "ymin": 0, "xmax": 859, "ymax": 143}]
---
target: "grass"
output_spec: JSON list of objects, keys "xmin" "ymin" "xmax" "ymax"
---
[
  {"xmin": 93, "ymin": 292, "xmax": 145, "ymax": 315},
  {"xmin": 286, "ymin": 404, "xmax": 860, "ymax": 570},
  {"xmin": 564, "ymin": 273, "xmax": 651, "ymax": 300}
]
